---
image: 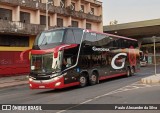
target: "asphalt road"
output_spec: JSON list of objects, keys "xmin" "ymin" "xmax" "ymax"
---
[{"xmin": 0, "ymin": 65, "xmax": 160, "ymax": 113}]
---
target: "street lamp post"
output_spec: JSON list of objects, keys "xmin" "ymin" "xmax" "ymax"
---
[
  {"xmin": 46, "ymin": 0, "xmax": 49, "ymax": 30},
  {"xmin": 153, "ymin": 36, "xmax": 157, "ymax": 76}
]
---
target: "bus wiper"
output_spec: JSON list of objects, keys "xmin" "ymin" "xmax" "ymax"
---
[{"xmin": 40, "ymin": 36, "xmax": 47, "ymax": 46}]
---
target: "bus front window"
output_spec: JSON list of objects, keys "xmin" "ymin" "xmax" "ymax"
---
[
  {"xmin": 37, "ymin": 30, "xmax": 64, "ymax": 46},
  {"xmin": 31, "ymin": 53, "xmax": 61, "ymax": 74}
]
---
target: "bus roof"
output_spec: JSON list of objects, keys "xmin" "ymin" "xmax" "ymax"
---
[
  {"xmin": 44, "ymin": 27, "xmax": 137, "ymax": 42},
  {"xmin": 86, "ymin": 29, "xmax": 137, "ymax": 41}
]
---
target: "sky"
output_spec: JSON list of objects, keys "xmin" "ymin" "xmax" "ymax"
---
[{"xmin": 102, "ymin": 0, "xmax": 160, "ymax": 25}]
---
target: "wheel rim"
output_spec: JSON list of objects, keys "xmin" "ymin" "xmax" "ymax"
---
[
  {"xmin": 91, "ymin": 74, "xmax": 97, "ymax": 82},
  {"xmin": 127, "ymin": 68, "xmax": 130, "ymax": 76},
  {"xmin": 80, "ymin": 76, "xmax": 86, "ymax": 84},
  {"xmin": 131, "ymin": 67, "xmax": 134, "ymax": 74}
]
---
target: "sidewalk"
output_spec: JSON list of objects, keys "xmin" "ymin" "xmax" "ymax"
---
[
  {"xmin": 141, "ymin": 64, "xmax": 160, "ymax": 84},
  {"xmin": 141, "ymin": 74, "xmax": 160, "ymax": 84},
  {"xmin": 0, "ymin": 75, "xmax": 28, "ymax": 88}
]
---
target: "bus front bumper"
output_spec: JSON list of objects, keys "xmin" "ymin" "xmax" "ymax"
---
[{"xmin": 29, "ymin": 76, "xmax": 64, "ymax": 89}]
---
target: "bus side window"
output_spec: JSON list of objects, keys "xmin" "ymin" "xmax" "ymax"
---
[
  {"xmin": 85, "ymin": 32, "xmax": 97, "ymax": 46},
  {"xmin": 96, "ymin": 34, "xmax": 106, "ymax": 46},
  {"xmin": 64, "ymin": 29, "xmax": 76, "ymax": 44},
  {"xmin": 62, "ymin": 55, "xmax": 75, "ymax": 70},
  {"xmin": 73, "ymin": 29, "xmax": 83, "ymax": 44}
]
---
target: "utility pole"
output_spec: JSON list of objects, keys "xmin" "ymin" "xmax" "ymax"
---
[
  {"xmin": 46, "ymin": 0, "xmax": 48, "ymax": 30},
  {"xmin": 153, "ymin": 36, "xmax": 156, "ymax": 76}
]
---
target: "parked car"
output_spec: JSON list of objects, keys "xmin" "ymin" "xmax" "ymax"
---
[{"xmin": 140, "ymin": 51, "xmax": 147, "ymax": 67}]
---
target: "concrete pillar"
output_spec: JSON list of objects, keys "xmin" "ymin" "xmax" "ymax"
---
[
  {"xmin": 98, "ymin": 22, "xmax": 103, "ymax": 32},
  {"xmin": 13, "ymin": 6, "xmax": 20, "ymax": 21},
  {"xmin": 41, "ymin": 0, "xmax": 46, "ymax": 3},
  {"xmin": 76, "ymin": 0, "xmax": 81, "ymax": 11},
  {"xmin": 67, "ymin": 16, "xmax": 72, "ymax": 27},
  {"xmin": 50, "ymin": 13, "xmax": 57, "ymax": 26},
  {"xmin": 86, "ymin": 3, "xmax": 91, "ymax": 13},
  {"xmin": 98, "ymin": 6, "xmax": 102, "ymax": 16},
  {"xmin": 66, "ymin": 0, "xmax": 71, "ymax": 7},
  {"xmin": 138, "ymin": 39, "xmax": 143, "ymax": 48},
  {"xmin": 54, "ymin": 0, "xmax": 60, "ymax": 6},
  {"xmin": 35, "ymin": 10, "xmax": 40, "ymax": 24},
  {"xmin": 80, "ymin": 19, "xmax": 86, "ymax": 29}
]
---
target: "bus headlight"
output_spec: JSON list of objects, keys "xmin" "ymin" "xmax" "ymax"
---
[
  {"xmin": 55, "ymin": 82, "xmax": 61, "ymax": 86},
  {"xmin": 29, "ymin": 84, "xmax": 32, "ymax": 87},
  {"xmin": 29, "ymin": 78, "xmax": 33, "ymax": 82}
]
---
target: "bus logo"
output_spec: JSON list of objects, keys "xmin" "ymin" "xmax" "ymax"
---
[
  {"xmin": 111, "ymin": 53, "xmax": 127, "ymax": 69},
  {"xmin": 92, "ymin": 46, "xmax": 110, "ymax": 52}
]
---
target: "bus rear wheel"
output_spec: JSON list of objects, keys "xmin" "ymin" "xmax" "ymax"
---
[
  {"xmin": 126, "ymin": 67, "xmax": 131, "ymax": 77},
  {"xmin": 131, "ymin": 66, "xmax": 135, "ymax": 76},
  {"xmin": 79, "ymin": 74, "xmax": 87, "ymax": 87},
  {"xmin": 89, "ymin": 73, "xmax": 98, "ymax": 85}
]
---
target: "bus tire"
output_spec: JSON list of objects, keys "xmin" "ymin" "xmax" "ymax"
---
[
  {"xmin": 89, "ymin": 72, "xmax": 98, "ymax": 85},
  {"xmin": 79, "ymin": 74, "xmax": 87, "ymax": 87},
  {"xmin": 126, "ymin": 67, "xmax": 131, "ymax": 77},
  {"xmin": 131, "ymin": 66, "xmax": 135, "ymax": 76}
]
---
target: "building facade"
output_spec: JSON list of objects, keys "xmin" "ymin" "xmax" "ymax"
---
[{"xmin": 0, "ymin": 0, "xmax": 103, "ymax": 75}]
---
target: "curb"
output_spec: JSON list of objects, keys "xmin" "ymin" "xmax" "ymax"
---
[
  {"xmin": 141, "ymin": 74, "xmax": 160, "ymax": 84},
  {"xmin": 0, "ymin": 81, "xmax": 28, "ymax": 89}
]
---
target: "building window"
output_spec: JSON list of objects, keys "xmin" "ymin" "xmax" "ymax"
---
[
  {"xmin": 57, "ymin": 18, "xmax": 63, "ymax": 27},
  {"xmin": 40, "ymin": 15, "xmax": 50, "ymax": 26},
  {"xmin": 48, "ymin": 0, "xmax": 54, "ymax": 5},
  {"xmin": 86, "ymin": 23, "xmax": 91, "ymax": 29},
  {"xmin": 91, "ymin": 8, "xmax": 94, "ymax": 15},
  {"xmin": 0, "ymin": 8, "xmax": 12, "ymax": 21},
  {"xmin": 72, "ymin": 21, "xmax": 78, "ymax": 27},
  {"xmin": 80, "ymin": 5, "xmax": 84, "ymax": 12},
  {"xmin": 0, "ymin": 35, "xmax": 29, "ymax": 47},
  {"xmin": 20, "ymin": 12, "xmax": 30, "ymax": 23},
  {"xmin": 64, "ymin": 29, "xmax": 76, "ymax": 44}
]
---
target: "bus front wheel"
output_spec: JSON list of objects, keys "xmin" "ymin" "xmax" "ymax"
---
[
  {"xmin": 89, "ymin": 72, "xmax": 98, "ymax": 85},
  {"xmin": 79, "ymin": 74, "xmax": 87, "ymax": 87}
]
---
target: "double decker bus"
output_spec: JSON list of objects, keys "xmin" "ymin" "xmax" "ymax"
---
[{"xmin": 28, "ymin": 27, "xmax": 140, "ymax": 89}]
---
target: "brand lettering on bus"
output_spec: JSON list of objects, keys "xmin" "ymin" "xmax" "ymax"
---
[
  {"xmin": 111, "ymin": 53, "xmax": 127, "ymax": 69},
  {"xmin": 92, "ymin": 46, "xmax": 110, "ymax": 52}
]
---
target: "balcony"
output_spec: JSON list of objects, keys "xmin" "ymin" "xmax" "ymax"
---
[
  {"xmin": 0, "ymin": 0, "xmax": 102, "ymax": 23},
  {"xmin": 0, "ymin": 20, "xmax": 45, "ymax": 35},
  {"xmin": 84, "ymin": 0, "xmax": 102, "ymax": 6}
]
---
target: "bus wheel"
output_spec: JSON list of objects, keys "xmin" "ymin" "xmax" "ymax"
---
[
  {"xmin": 79, "ymin": 74, "xmax": 87, "ymax": 87},
  {"xmin": 126, "ymin": 67, "xmax": 131, "ymax": 77},
  {"xmin": 131, "ymin": 66, "xmax": 135, "ymax": 76},
  {"xmin": 89, "ymin": 72, "xmax": 98, "ymax": 85}
]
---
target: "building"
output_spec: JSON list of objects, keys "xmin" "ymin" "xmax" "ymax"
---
[
  {"xmin": 104, "ymin": 19, "xmax": 160, "ymax": 64},
  {"xmin": 0, "ymin": 0, "xmax": 103, "ymax": 75}
]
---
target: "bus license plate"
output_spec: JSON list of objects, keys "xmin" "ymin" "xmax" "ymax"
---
[{"xmin": 39, "ymin": 86, "xmax": 45, "ymax": 88}]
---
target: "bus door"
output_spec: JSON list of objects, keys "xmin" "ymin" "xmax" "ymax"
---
[{"xmin": 62, "ymin": 47, "xmax": 79, "ymax": 84}]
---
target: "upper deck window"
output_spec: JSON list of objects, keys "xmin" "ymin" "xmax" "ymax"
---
[
  {"xmin": 64, "ymin": 29, "xmax": 83, "ymax": 44},
  {"xmin": 37, "ymin": 30, "xmax": 64, "ymax": 46}
]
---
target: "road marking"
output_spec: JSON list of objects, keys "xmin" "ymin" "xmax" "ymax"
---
[{"xmin": 56, "ymin": 82, "xmax": 160, "ymax": 113}]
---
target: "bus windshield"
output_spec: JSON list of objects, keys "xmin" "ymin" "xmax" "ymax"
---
[
  {"xmin": 37, "ymin": 30, "xmax": 64, "ymax": 46},
  {"xmin": 31, "ymin": 53, "xmax": 61, "ymax": 74}
]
